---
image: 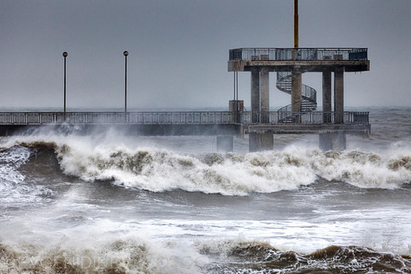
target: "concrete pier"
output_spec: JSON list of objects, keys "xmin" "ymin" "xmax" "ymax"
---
[
  {"xmin": 249, "ymin": 131, "xmax": 273, "ymax": 152},
  {"xmin": 291, "ymin": 68, "xmax": 302, "ymax": 114},
  {"xmin": 260, "ymin": 68, "xmax": 270, "ymax": 123},
  {"xmin": 319, "ymin": 132, "xmax": 346, "ymax": 151},
  {"xmin": 251, "ymin": 68, "xmax": 260, "ymax": 123},
  {"xmin": 322, "ymin": 69, "xmax": 332, "ymax": 123},
  {"xmin": 228, "ymin": 47, "xmax": 369, "ymax": 151},
  {"xmin": 334, "ymin": 66, "xmax": 344, "ymax": 124},
  {"xmin": 251, "ymin": 68, "xmax": 270, "ymax": 124},
  {"xmin": 229, "ymin": 100, "xmax": 244, "ymax": 123}
]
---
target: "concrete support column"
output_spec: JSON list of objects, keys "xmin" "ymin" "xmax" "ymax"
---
[
  {"xmin": 334, "ymin": 67, "xmax": 344, "ymax": 124},
  {"xmin": 322, "ymin": 69, "xmax": 332, "ymax": 123},
  {"xmin": 249, "ymin": 131, "xmax": 273, "ymax": 152},
  {"xmin": 291, "ymin": 68, "xmax": 302, "ymax": 123},
  {"xmin": 260, "ymin": 68, "xmax": 270, "ymax": 123},
  {"xmin": 217, "ymin": 136, "xmax": 234, "ymax": 152},
  {"xmin": 251, "ymin": 68, "xmax": 260, "ymax": 123},
  {"xmin": 319, "ymin": 132, "xmax": 346, "ymax": 151}
]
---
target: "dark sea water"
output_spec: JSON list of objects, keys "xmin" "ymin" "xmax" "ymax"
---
[{"xmin": 1, "ymin": 107, "xmax": 411, "ymax": 273}]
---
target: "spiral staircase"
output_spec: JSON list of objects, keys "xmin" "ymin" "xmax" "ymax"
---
[{"xmin": 276, "ymin": 71, "xmax": 317, "ymax": 123}]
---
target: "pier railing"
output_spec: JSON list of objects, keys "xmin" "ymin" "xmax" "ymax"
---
[
  {"xmin": 0, "ymin": 111, "xmax": 369, "ymax": 126},
  {"xmin": 240, "ymin": 111, "xmax": 369, "ymax": 125},
  {"xmin": 229, "ymin": 48, "xmax": 368, "ymax": 61}
]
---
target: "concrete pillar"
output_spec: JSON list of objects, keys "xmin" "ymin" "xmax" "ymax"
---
[
  {"xmin": 229, "ymin": 100, "xmax": 244, "ymax": 123},
  {"xmin": 291, "ymin": 68, "xmax": 302, "ymax": 123},
  {"xmin": 322, "ymin": 69, "xmax": 332, "ymax": 123},
  {"xmin": 251, "ymin": 68, "xmax": 260, "ymax": 123},
  {"xmin": 291, "ymin": 69, "xmax": 302, "ymax": 113},
  {"xmin": 319, "ymin": 132, "xmax": 346, "ymax": 151},
  {"xmin": 249, "ymin": 131, "xmax": 273, "ymax": 152},
  {"xmin": 334, "ymin": 67, "xmax": 344, "ymax": 124},
  {"xmin": 217, "ymin": 136, "xmax": 234, "ymax": 152},
  {"xmin": 260, "ymin": 68, "xmax": 270, "ymax": 123}
]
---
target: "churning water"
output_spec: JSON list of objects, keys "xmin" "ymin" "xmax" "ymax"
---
[{"xmin": 1, "ymin": 107, "xmax": 411, "ymax": 273}]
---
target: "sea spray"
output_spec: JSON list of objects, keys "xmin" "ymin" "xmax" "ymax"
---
[
  {"xmin": 53, "ymin": 143, "xmax": 317, "ymax": 195},
  {"xmin": 2, "ymin": 134, "xmax": 411, "ymax": 195},
  {"xmin": 54, "ymin": 141, "xmax": 411, "ymax": 194},
  {"xmin": 0, "ymin": 233, "xmax": 208, "ymax": 274}
]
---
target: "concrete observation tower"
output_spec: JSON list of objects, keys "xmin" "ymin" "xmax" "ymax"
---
[{"xmin": 228, "ymin": 0, "xmax": 370, "ymax": 151}]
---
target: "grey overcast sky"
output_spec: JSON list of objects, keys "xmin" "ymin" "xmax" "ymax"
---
[{"xmin": 1, "ymin": 0, "xmax": 410, "ymax": 110}]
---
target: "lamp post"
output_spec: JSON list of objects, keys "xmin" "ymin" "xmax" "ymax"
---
[
  {"xmin": 62, "ymin": 52, "xmax": 68, "ymax": 114},
  {"xmin": 123, "ymin": 51, "xmax": 129, "ymax": 114}
]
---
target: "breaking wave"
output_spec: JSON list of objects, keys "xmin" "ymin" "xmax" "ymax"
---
[
  {"xmin": 1, "ymin": 238, "xmax": 411, "ymax": 273},
  {"xmin": 2, "ymin": 135, "xmax": 411, "ymax": 195}
]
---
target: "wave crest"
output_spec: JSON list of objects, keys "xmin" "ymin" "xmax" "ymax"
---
[
  {"xmin": 53, "ymin": 143, "xmax": 317, "ymax": 195},
  {"xmin": 4, "ymin": 135, "xmax": 411, "ymax": 195},
  {"xmin": 55, "ymin": 143, "xmax": 411, "ymax": 194}
]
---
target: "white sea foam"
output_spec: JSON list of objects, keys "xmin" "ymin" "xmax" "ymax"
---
[
  {"xmin": 0, "ymin": 228, "xmax": 208, "ymax": 274},
  {"xmin": 2, "ymin": 134, "xmax": 411, "ymax": 195},
  {"xmin": 0, "ymin": 146, "xmax": 42, "ymax": 207},
  {"xmin": 54, "ymin": 142, "xmax": 411, "ymax": 194}
]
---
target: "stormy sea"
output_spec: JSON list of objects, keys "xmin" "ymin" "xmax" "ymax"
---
[{"xmin": 1, "ymin": 107, "xmax": 411, "ymax": 273}]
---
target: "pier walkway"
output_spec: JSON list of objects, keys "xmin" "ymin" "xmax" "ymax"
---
[
  {"xmin": 0, "ymin": 111, "xmax": 370, "ymax": 137},
  {"xmin": 0, "ymin": 46, "xmax": 371, "ymax": 151}
]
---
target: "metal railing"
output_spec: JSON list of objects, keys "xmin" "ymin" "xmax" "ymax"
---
[
  {"xmin": 0, "ymin": 111, "xmax": 369, "ymax": 126},
  {"xmin": 276, "ymin": 71, "xmax": 317, "ymax": 123},
  {"xmin": 0, "ymin": 112, "xmax": 235, "ymax": 125},
  {"xmin": 229, "ymin": 48, "xmax": 368, "ymax": 61},
  {"xmin": 240, "ymin": 111, "xmax": 369, "ymax": 125}
]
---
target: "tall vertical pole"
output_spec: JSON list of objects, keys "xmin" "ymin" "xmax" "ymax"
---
[
  {"xmin": 62, "ymin": 52, "xmax": 68, "ymax": 114},
  {"xmin": 233, "ymin": 72, "xmax": 236, "ymax": 100},
  {"xmin": 294, "ymin": 0, "xmax": 299, "ymax": 49},
  {"xmin": 236, "ymin": 71, "xmax": 239, "ymax": 101},
  {"xmin": 123, "ymin": 51, "xmax": 129, "ymax": 115}
]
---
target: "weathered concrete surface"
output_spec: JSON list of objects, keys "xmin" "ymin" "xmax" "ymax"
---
[
  {"xmin": 260, "ymin": 68, "xmax": 270, "ymax": 123},
  {"xmin": 334, "ymin": 67, "xmax": 344, "ymax": 124},
  {"xmin": 322, "ymin": 69, "xmax": 332, "ymax": 123},
  {"xmin": 251, "ymin": 68, "xmax": 260, "ymax": 123},
  {"xmin": 319, "ymin": 132, "xmax": 347, "ymax": 151},
  {"xmin": 0, "ymin": 124, "xmax": 243, "ymax": 137},
  {"xmin": 249, "ymin": 131, "xmax": 273, "ymax": 152},
  {"xmin": 291, "ymin": 68, "xmax": 302, "ymax": 114},
  {"xmin": 229, "ymin": 100, "xmax": 244, "ymax": 123},
  {"xmin": 228, "ymin": 60, "xmax": 370, "ymax": 73},
  {"xmin": 246, "ymin": 123, "xmax": 370, "ymax": 136}
]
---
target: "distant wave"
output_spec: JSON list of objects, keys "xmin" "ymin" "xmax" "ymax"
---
[{"xmin": 0, "ymin": 134, "xmax": 410, "ymax": 195}]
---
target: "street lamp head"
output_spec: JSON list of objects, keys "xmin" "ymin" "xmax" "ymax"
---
[
  {"xmin": 123, "ymin": 51, "xmax": 129, "ymax": 56},
  {"xmin": 63, "ymin": 52, "xmax": 68, "ymax": 57}
]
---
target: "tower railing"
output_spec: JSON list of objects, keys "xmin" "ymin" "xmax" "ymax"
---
[{"xmin": 229, "ymin": 48, "xmax": 368, "ymax": 61}]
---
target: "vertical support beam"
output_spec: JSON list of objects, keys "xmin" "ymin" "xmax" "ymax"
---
[
  {"xmin": 334, "ymin": 67, "xmax": 344, "ymax": 124},
  {"xmin": 233, "ymin": 72, "xmax": 236, "ymax": 100},
  {"xmin": 236, "ymin": 71, "xmax": 239, "ymax": 100},
  {"xmin": 260, "ymin": 68, "xmax": 270, "ymax": 123},
  {"xmin": 229, "ymin": 100, "xmax": 243, "ymax": 123},
  {"xmin": 291, "ymin": 68, "xmax": 302, "ymax": 122},
  {"xmin": 249, "ymin": 131, "xmax": 273, "ymax": 152},
  {"xmin": 251, "ymin": 68, "xmax": 260, "ymax": 123},
  {"xmin": 322, "ymin": 69, "xmax": 332, "ymax": 123}
]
